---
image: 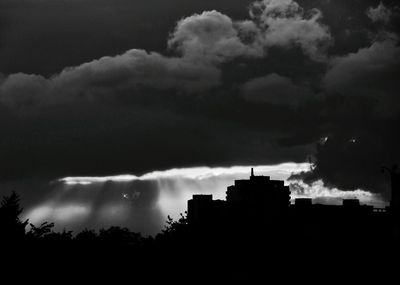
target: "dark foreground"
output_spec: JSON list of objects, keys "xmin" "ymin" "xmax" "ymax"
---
[{"xmin": 1, "ymin": 192, "xmax": 400, "ymax": 282}]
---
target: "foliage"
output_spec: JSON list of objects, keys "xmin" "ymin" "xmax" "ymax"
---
[
  {"xmin": 0, "ymin": 191, "xmax": 28, "ymax": 240},
  {"xmin": 75, "ymin": 228, "xmax": 98, "ymax": 242},
  {"xmin": 162, "ymin": 212, "xmax": 188, "ymax": 235},
  {"xmin": 26, "ymin": 222, "xmax": 55, "ymax": 239}
]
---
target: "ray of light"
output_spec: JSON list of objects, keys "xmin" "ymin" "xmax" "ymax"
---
[
  {"xmin": 58, "ymin": 163, "xmax": 310, "ymax": 185},
  {"xmin": 22, "ymin": 163, "xmax": 386, "ymax": 235}
]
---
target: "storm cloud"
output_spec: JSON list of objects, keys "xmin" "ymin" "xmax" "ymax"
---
[
  {"xmin": 0, "ymin": 0, "xmax": 400, "ymax": 232},
  {"xmin": 0, "ymin": 50, "xmax": 221, "ymax": 109},
  {"xmin": 0, "ymin": 0, "xmax": 333, "ymax": 110},
  {"xmin": 323, "ymin": 35, "xmax": 400, "ymax": 115},
  {"xmin": 242, "ymin": 73, "xmax": 314, "ymax": 105}
]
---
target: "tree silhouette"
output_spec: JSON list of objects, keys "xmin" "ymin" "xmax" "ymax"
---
[
  {"xmin": 99, "ymin": 226, "xmax": 143, "ymax": 245},
  {"xmin": 26, "ymin": 222, "xmax": 55, "ymax": 239},
  {"xmin": 75, "ymin": 228, "xmax": 98, "ymax": 243},
  {"xmin": 162, "ymin": 212, "xmax": 188, "ymax": 235},
  {"xmin": 156, "ymin": 212, "xmax": 189, "ymax": 247},
  {"xmin": 0, "ymin": 191, "xmax": 28, "ymax": 242}
]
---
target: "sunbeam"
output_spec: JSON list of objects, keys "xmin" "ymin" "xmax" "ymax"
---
[{"xmin": 20, "ymin": 163, "xmax": 385, "ymax": 235}]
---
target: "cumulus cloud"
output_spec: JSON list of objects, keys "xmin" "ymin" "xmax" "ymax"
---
[
  {"xmin": 0, "ymin": 0, "xmax": 333, "ymax": 110},
  {"xmin": 241, "ymin": 73, "xmax": 313, "ymax": 106},
  {"xmin": 0, "ymin": 50, "xmax": 220, "ymax": 109},
  {"xmin": 168, "ymin": 10, "xmax": 264, "ymax": 63},
  {"xmin": 249, "ymin": 0, "xmax": 332, "ymax": 61},
  {"xmin": 0, "ymin": 73, "xmax": 48, "ymax": 108},
  {"xmin": 367, "ymin": 2, "xmax": 392, "ymax": 24},
  {"xmin": 323, "ymin": 36, "xmax": 400, "ymax": 115},
  {"xmin": 168, "ymin": 1, "xmax": 332, "ymax": 63}
]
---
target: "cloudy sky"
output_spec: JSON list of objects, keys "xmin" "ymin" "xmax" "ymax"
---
[{"xmin": 0, "ymin": 0, "xmax": 399, "ymax": 234}]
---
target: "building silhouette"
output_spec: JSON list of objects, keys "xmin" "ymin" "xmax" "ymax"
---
[
  {"xmin": 383, "ymin": 165, "xmax": 400, "ymax": 221},
  {"xmin": 188, "ymin": 168, "xmax": 393, "ymax": 233}
]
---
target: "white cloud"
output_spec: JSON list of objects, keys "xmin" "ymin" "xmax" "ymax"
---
[
  {"xmin": 290, "ymin": 179, "xmax": 385, "ymax": 208},
  {"xmin": 169, "ymin": 0, "xmax": 333, "ymax": 63},
  {"xmin": 168, "ymin": 10, "xmax": 264, "ymax": 64},
  {"xmin": 250, "ymin": 0, "xmax": 304, "ymax": 20},
  {"xmin": 58, "ymin": 162, "xmax": 310, "ymax": 185},
  {"xmin": 249, "ymin": 0, "xmax": 332, "ymax": 61}
]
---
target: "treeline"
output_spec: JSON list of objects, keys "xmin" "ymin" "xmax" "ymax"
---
[
  {"xmin": 0, "ymin": 191, "xmax": 398, "ymax": 282},
  {"xmin": 0, "ymin": 191, "xmax": 187, "ymax": 247},
  {"xmin": 0, "ymin": 191, "xmax": 197, "ymax": 281}
]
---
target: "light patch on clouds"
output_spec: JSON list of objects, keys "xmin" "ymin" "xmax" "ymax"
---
[
  {"xmin": 58, "ymin": 163, "xmax": 309, "ymax": 185},
  {"xmin": 98, "ymin": 204, "xmax": 129, "ymax": 221},
  {"xmin": 25, "ymin": 163, "xmax": 310, "ymax": 234},
  {"xmin": 26, "ymin": 203, "xmax": 91, "ymax": 225},
  {"xmin": 290, "ymin": 179, "xmax": 385, "ymax": 207}
]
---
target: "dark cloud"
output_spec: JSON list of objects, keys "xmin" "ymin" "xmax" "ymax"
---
[
  {"xmin": 0, "ymin": 0, "xmax": 253, "ymax": 75},
  {"xmin": 0, "ymin": 50, "xmax": 221, "ymax": 109},
  {"xmin": 0, "ymin": 0, "xmax": 399, "ymax": 209},
  {"xmin": 323, "ymin": 35, "xmax": 400, "ymax": 115},
  {"xmin": 290, "ymin": 119, "xmax": 400, "ymax": 199},
  {"xmin": 282, "ymin": 1, "xmax": 400, "ymax": 200},
  {"xmin": 0, "ymin": 0, "xmax": 333, "ymax": 111},
  {"xmin": 0, "ymin": 99, "xmax": 315, "ymax": 181},
  {"xmin": 367, "ymin": 1, "xmax": 392, "ymax": 24},
  {"xmin": 241, "ymin": 73, "xmax": 314, "ymax": 105}
]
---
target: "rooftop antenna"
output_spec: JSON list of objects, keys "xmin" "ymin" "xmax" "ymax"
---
[{"xmin": 251, "ymin": 168, "xmax": 254, "ymax": 177}]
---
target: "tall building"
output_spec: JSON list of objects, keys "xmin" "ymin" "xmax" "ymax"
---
[
  {"xmin": 387, "ymin": 165, "xmax": 400, "ymax": 220},
  {"xmin": 187, "ymin": 168, "xmax": 290, "ymax": 226},
  {"xmin": 226, "ymin": 168, "xmax": 290, "ymax": 222}
]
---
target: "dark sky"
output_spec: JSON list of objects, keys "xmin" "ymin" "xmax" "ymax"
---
[{"xmin": 0, "ymin": 0, "xmax": 399, "ymax": 203}]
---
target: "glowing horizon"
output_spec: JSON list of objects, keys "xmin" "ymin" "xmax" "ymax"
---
[
  {"xmin": 57, "ymin": 163, "xmax": 310, "ymax": 185},
  {"xmin": 22, "ymin": 163, "xmax": 386, "ymax": 235}
]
